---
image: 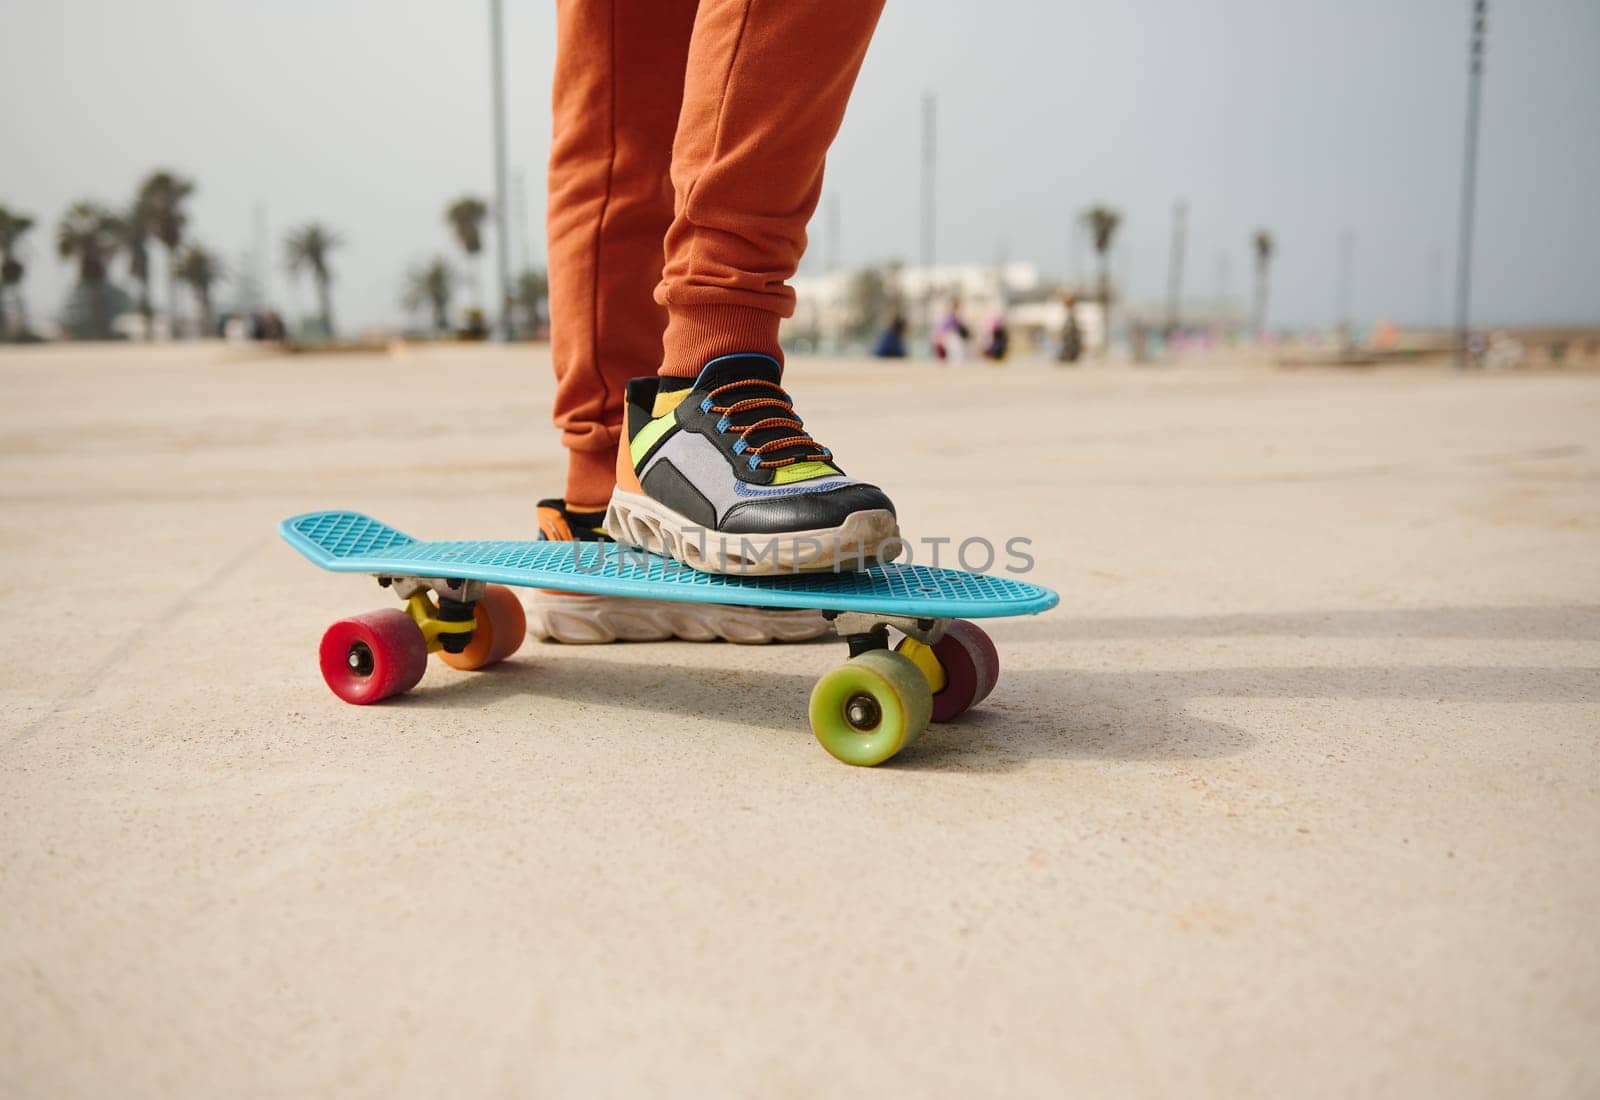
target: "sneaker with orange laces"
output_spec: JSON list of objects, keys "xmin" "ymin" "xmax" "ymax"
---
[
  {"xmin": 605, "ymin": 354, "xmax": 900, "ymax": 574},
  {"xmin": 523, "ymin": 497, "xmax": 828, "ymax": 644}
]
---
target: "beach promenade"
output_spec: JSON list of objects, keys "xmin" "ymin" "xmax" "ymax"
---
[{"xmin": 2, "ymin": 343, "xmax": 1596, "ymax": 1097}]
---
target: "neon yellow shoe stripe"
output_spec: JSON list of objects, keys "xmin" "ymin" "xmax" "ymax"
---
[
  {"xmin": 629, "ymin": 414, "xmax": 676, "ymax": 467},
  {"xmin": 770, "ymin": 460, "xmax": 841, "ymax": 485}
]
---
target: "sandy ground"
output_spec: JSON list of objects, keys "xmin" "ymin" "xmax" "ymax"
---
[{"xmin": 1, "ymin": 342, "xmax": 1597, "ymax": 1098}]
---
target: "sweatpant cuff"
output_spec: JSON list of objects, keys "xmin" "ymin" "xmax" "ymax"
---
[
  {"xmin": 563, "ymin": 445, "xmax": 617, "ymax": 513},
  {"xmin": 661, "ymin": 304, "xmax": 784, "ymax": 378}
]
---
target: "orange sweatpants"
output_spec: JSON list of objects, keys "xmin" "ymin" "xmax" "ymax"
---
[{"xmin": 546, "ymin": 0, "xmax": 885, "ymax": 510}]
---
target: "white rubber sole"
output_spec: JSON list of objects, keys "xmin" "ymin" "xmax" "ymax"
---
[
  {"xmin": 525, "ymin": 589, "xmax": 829, "ymax": 645},
  {"xmin": 605, "ymin": 489, "xmax": 900, "ymax": 576}
]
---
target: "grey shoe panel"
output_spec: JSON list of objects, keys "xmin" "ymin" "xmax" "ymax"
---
[{"xmin": 640, "ymin": 430, "xmax": 860, "ymax": 526}]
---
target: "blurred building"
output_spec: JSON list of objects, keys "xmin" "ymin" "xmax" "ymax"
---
[{"xmin": 785, "ymin": 262, "xmax": 1108, "ymax": 358}]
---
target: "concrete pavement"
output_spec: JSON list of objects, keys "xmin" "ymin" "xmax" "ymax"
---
[{"xmin": 2, "ymin": 343, "xmax": 1596, "ymax": 1097}]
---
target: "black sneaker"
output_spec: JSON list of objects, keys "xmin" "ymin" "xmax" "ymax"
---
[{"xmin": 606, "ymin": 354, "xmax": 899, "ymax": 574}]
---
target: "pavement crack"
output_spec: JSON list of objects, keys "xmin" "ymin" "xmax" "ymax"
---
[{"xmin": 3, "ymin": 541, "xmax": 261, "ymax": 752}]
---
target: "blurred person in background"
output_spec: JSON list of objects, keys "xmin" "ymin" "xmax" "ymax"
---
[
  {"xmin": 1057, "ymin": 293, "xmax": 1083, "ymax": 364},
  {"xmin": 982, "ymin": 313, "xmax": 1009, "ymax": 362},
  {"xmin": 872, "ymin": 315, "xmax": 908, "ymax": 359},
  {"xmin": 932, "ymin": 298, "xmax": 969, "ymax": 363}
]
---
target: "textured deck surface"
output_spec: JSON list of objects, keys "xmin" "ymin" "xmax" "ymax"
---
[{"xmin": 281, "ymin": 509, "xmax": 1060, "ymax": 618}]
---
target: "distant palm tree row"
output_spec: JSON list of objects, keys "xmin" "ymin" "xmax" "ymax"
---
[
  {"xmin": 18, "ymin": 187, "xmax": 1277, "ymax": 347},
  {"xmin": 1078, "ymin": 204, "xmax": 1276, "ymax": 350},
  {"xmin": 403, "ymin": 194, "xmax": 545, "ymax": 338},
  {"xmin": 1, "ymin": 172, "xmax": 345, "ymax": 341}
]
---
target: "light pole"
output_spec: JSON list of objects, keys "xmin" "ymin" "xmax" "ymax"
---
[
  {"xmin": 1454, "ymin": 0, "xmax": 1486, "ymax": 366},
  {"xmin": 920, "ymin": 92, "xmax": 936, "ymax": 273},
  {"xmin": 1215, "ymin": 250, "xmax": 1231, "ymax": 336},
  {"xmin": 489, "ymin": 0, "xmax": 514, "ymax": 341},
  {"xmin": 1337, "ymin": 229, "xmax": 1355, "ymax": 349},
  {"xmin": 920, "ymin": 92, "xmax": 936, "ymax": 342},
  {"xmin": 1164, "ymin": 199, "xmax": 1187, "ymax": 338}
]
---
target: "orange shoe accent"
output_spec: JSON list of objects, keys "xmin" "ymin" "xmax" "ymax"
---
[
  {"xmin": 536, "ymin": 503, "xmax": 574, "ymax": 542},
  {"xmin": 615, "ymin": 431, "xmax": 645, "ymax": 495}
]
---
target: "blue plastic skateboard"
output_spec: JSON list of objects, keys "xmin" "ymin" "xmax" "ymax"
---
[{"xmin": 282, "ymin": 510, "xmax": 1059, "ymax": 765}]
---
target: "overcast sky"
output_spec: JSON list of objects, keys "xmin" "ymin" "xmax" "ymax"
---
[{"xmin": 3, "ymin": 0, "xmax": 1597, "ymax": 333}]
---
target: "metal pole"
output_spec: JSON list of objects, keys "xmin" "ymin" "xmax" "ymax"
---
[
  {"xmin": 1455, "ymin": 0, "xmax": 1486, "ymax": 366},
  {"xmin": 826, "ymin": 193, "xmax": 841, "ymax": 353},
  {"xmin": 489, "ymin": 0, "xmax": 514, "ymax": 341},
  {"xmin": 1164, "ymin": 199, "xmax": 1187, "ymax": 336},
  {"xmin": 513, "ymin": 165, "xmax": 531, "ymax": 278},
  {"xmin": 1428, "ymin": 245, "xmax": 1445, "ymax": 330},
  {"xmin": 252, "ymin": 201, "xmax": 268, "ymax": 312},
  {"xmin": 920, "ymin": 92, "xmax": 936, "ymax": 272},
  {"xmin": 1337, "ymin": 229, "xmax": 1355, "ymax": 348},
  {"xmin": 825, "ymin": 192, "xmax": 840, "ymax": 274},
  {"xmin": 919, "ymin": 92, "xmax": 937, "ymax": 345},
  {"xmin": 1071, "ymin": 219, "xmax": 1085, "ymax": 287},
  {"xmin": 1215, "ymin": 250, "xmax": 1231, "ymax": 336}
]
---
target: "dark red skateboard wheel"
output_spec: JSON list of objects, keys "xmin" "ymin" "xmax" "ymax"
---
[
  {"xmin": 954, "ymin": 620, "xmax": 1001, "ymax": 705},
  {"xmin": 319, "ymin": 609, "xmax": 429, "ymax": 704},
  {"xmin": 438, "ymin": 584, "xmax": 527, "ymax": 671},
  {"xmin": 916, "ymin": 619, "xmax": 1001, "ymax": 723}
]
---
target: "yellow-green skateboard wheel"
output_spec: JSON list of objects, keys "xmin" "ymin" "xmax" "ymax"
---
[{"xmin": 809, "ymin": 649, "xmax": 933, "ymax": 766}]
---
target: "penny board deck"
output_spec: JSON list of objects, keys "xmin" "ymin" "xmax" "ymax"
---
[{"xmin": 281, "ymin": 510, "xmax": 1059, "ymax": 620}]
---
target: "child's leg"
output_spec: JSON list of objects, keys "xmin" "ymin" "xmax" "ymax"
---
[
  {"xmin": 547, "ymin": 0, "xmax": 697, "ymax": 511},
  {"xmin": 655, "ymin": 0, "xmax": 887, "ymax": 378}
]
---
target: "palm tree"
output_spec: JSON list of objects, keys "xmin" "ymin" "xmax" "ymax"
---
[
  {"xmin": 1251, "ymin": 229, "xmax": 1275, "ymax": 341},
  {"xmin": 0, "ymin": 205, "xmax": 36, "ymax": 338},
  {"xmin": 123, "ymin": 213, "xmax": 153, "ymax": 333},
  {"xmin": 284, "ymin": 222, "xmax": 342, "ymax": 338},
  {"xmin": 136, "ymin": 170, "xmax": 195, "ymax": 332},
  {"xmin": 845, "ymin": 265, "xmax": 893, "ymax": 343},
  {"xmin": 1082, "ymin": 205, "xmax": 1122, "ymax": 358},
  {"xmin": 513, "ymin": 267, "xmax": 547, "ymax": 337},
  {"xmin": 404, "ymin": 256, "xmax": 456, "ymax": 334},
  {"xmin": 56, "ymin": 201, "xmax": 125, "ymax": 339},
  {"xmin": 175, "ymin": 244, "xmax": 226, "ymax": 336},
  {"xmin": 445, "ymin": 196, "xmax": 489, "ymax": 310}
]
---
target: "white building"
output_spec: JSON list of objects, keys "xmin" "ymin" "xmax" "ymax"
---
[{"xmin": 784, "ymin": 261, "xmax": 1105, "ymax": 358}]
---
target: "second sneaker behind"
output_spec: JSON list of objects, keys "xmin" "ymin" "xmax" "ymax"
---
[{"xmin": 526, "ymin": 497, "xmax": 828, "ymax": 644}]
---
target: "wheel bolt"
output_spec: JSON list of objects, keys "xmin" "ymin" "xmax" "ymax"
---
[
  {"xmin": 845, "ymin": 693, "xmax": 881, "ymax": 731},
  {"xmin": 346, "ymin": 641, "xmax": 375, "ymax": 677}
]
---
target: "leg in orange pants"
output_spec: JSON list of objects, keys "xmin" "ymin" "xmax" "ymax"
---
[
  {"xmin": 547, "ymin": 0, "xmax": 885, "ymax": 511},
  {"xmin": 656, "ymin": 0, "xmax": 885, "ymax": 379},
  {"xmin": 547, "ymin": 0, "xmax": 697, "ymax": 512}
]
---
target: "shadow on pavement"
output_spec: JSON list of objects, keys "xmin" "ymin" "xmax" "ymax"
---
[
  {"xmin": 895, "ymin": 663, "xmax": 1596, "ymax": 772},
  {"xmin": 413, "ymin": 655, "xmax": 817, "ymax": 743},
  {"xmin": 393, "ymin": 602, "xmax": 1599, "ymax": 772},
  {"xmin": 998, "ymin": 604, "xmax": 1600, "ymax": 643}
]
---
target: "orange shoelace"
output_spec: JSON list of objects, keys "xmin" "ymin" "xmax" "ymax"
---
[{"xmin": 701, "ymin": 379, "xmax": 833, "ymax": 470}]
